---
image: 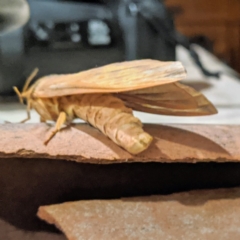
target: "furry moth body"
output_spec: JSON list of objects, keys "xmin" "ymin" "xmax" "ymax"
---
[
  {"xmin": 13, "ymin": 60, "xmax": 217, "ymax": 155},
  {"xmin": 33, "ymin": 94, "xmax": 152, "ymax": 154}
]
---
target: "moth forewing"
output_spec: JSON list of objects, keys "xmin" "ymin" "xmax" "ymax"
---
[{"xmin": 32, "ymin": 60, "xmax": 187, "ymax": 98}]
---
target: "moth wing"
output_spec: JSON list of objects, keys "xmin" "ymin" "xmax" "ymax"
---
[
  {"xmin": 32, "ymin": 60, "xmax": 186, "ymax": 98},
  {"xmin": 116, "ymin": 82, "xmax": 218, "ymax": 116}
]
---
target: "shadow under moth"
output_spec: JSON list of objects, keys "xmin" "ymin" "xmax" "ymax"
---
[{"xmin": 13, "ymin": 59, "xmax": 217, "ymax": 154}]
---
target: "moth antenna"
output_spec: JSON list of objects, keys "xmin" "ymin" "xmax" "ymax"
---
[
  {"xmin": 13, "ymin": 86, "xmax": 23, "ymax": 104},
  {"xmin": 22, "ymin": 68, "xmax": 39, "ymax": 92}
]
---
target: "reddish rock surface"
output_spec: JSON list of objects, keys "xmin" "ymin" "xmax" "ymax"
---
[
  {"xmin": 38, "ymin": 188, "xmax": 240, "ymax": 240},
  {"xmin": 0, "ymin": 123, "xmax": 239, "ymax": 163},
  {"xmin": 1, "ymin": 123, "xmax": 240, "ymax": 239}
]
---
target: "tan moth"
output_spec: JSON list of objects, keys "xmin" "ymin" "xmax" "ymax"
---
[{"xmin": 13, "ymin": 60, "xmax": 217, "ymax": 154}]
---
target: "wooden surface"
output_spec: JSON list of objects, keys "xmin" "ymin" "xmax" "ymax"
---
[
  {"xmin": 166, "ymin": 0, "xmax": 240, "ymax": 23},
  {"xmin": 166, "ymin": 0, "xmax": 240, "ymax": 72},
  {"xmin": 0, "ymin": 123, "xmax": 239, "ymax": 163}
]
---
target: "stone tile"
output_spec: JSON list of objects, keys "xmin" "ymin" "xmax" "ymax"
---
[
  {"xmin": 0, "ymin": 123, "xmax": 240, "ymax": 162},
  {"xmin": 38, "ymin": 188, "xmax": 240, "ymax": 240}
]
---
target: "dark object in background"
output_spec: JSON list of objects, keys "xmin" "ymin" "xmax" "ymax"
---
[
  {"xmin": 132, "ymin": 0, "xmax": 220, "ymax": 78},
  {"xmin": 0, "ymin": 0, "xmax": 219, "ymax": 94},
  {"xmin": 190, "ymin": 35, "xmax": 214, "ymax": 54}
]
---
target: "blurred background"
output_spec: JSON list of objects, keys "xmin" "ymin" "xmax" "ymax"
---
[{"xmin": 0, "ymin": 0, "xmax": 240, "ymax": 124}]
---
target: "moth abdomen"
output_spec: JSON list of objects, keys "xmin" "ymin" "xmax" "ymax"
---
[{"xmin": 57, "ymin": 93, "xmax": 152, "ymax": 154}]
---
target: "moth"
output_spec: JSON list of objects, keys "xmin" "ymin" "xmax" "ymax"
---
[{"xmin": 14, "ymin": 60, "xmax": 217, "ymax": 155}]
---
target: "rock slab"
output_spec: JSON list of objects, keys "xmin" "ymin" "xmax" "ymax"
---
[
  {"xmin": 0, "ymin": 123, "xmax": 239, "ymax": 163},
  {"xmin": 38, "ymin": 188, "xmax": 240, "ymax": 240}
]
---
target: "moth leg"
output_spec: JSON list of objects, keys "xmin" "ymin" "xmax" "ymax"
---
[
  {"xmin": 44, "ymin": 111, "xmax": 67, "ymax": 145},
  {"xmin": 20, "ymin": 100, "xmax": 32, "ymax": 123}
]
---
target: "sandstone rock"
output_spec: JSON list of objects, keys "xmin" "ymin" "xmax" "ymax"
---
[
  {"xmin": 0, "ymin": 123, "xmax": 239, "ymax": 163},
  {"xmin": 38, "ymin": 188, "xmax": 240, "ymax": 240}
]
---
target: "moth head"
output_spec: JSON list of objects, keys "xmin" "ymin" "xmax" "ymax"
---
[{"xmin": 13, "ymin": 68, "xmax": 39, "ymax": 104}]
